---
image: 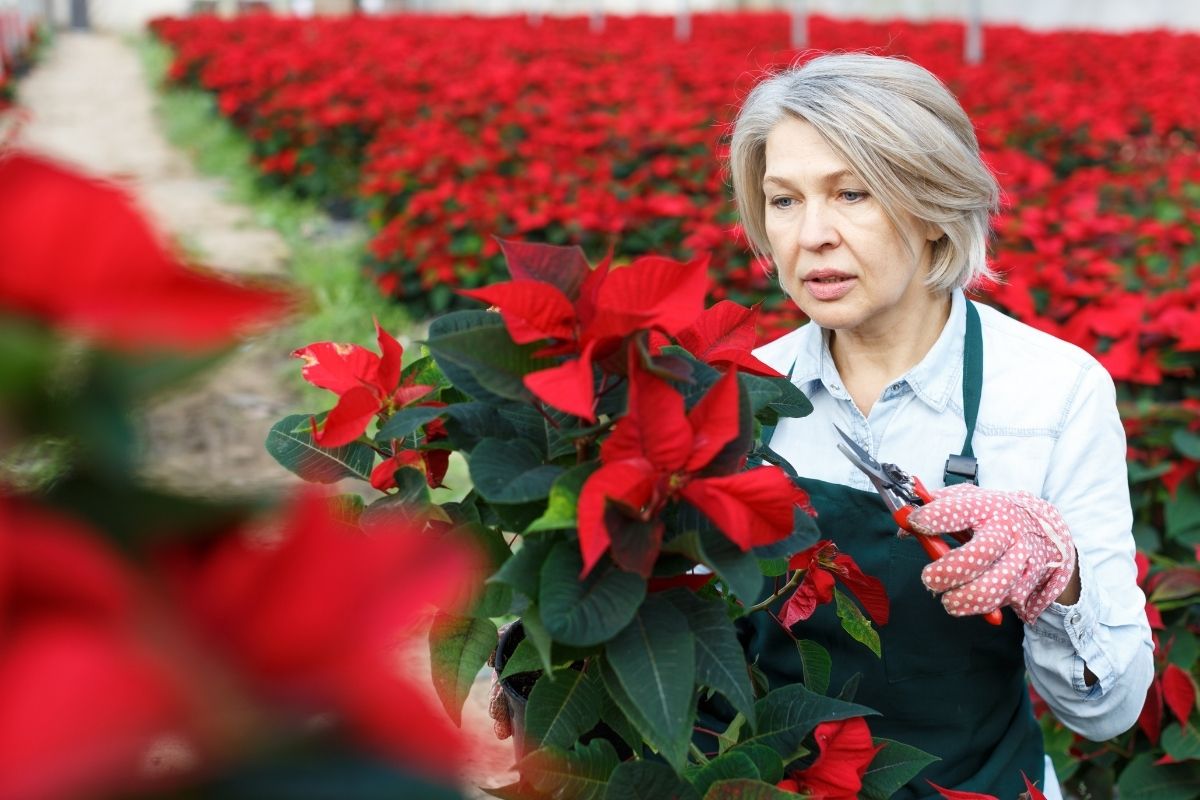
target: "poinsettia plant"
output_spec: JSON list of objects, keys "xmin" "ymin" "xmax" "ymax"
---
[{"xmin": 269, "ymin": 239, "xmax": 943, "ymax": 799}]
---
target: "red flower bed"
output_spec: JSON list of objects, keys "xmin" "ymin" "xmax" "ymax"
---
[{"xmin": 150, "ymin": 13, "xmax": 1200, "ymax": 795}]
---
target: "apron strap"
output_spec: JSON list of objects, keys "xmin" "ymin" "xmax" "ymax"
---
[{"xmin": 944, "ymin": 299, "xmax": 983, "ymax": 486}]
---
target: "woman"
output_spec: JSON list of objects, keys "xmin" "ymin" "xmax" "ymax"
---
[{"xmin": 733, "ymin": 54, "xmax": 1153, "ymax": 798}]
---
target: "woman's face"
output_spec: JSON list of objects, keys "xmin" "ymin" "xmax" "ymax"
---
[{"xmin": 762, "ymin": 116, "xmax": 941, "ymax": 336}]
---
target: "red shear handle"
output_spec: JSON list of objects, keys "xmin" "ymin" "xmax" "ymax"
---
[{"xmin": 895, "ymin": 506, "xmax": 1003, "ymax": 627}]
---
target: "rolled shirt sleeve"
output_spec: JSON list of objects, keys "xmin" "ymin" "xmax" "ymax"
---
[{"xmin": 1024, "ymin": 362, "xmax": 1155, "ymax": 741}]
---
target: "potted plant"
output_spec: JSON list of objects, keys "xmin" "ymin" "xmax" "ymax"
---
[{"xmin": 269, "ymin": 240, "xmax": 937, "ymax": 799}]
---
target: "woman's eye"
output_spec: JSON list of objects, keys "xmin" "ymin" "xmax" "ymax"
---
[
  {"xmin": 841, "ymin": 190, "xmax": 868, "ymax": 203},
  {"xmin": 770, "ymin": 196, "xmax": 795, "ymax": 209}
]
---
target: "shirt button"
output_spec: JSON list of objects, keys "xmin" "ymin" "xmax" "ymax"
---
[{"xmin": 1071, "ymin": 613, "xmax": 1081, "ymax": 625}]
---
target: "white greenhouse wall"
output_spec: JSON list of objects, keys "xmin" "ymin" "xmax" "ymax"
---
[{"xmin": 43, "ymin": 0, "xmax": 1200, "ymax": 33}]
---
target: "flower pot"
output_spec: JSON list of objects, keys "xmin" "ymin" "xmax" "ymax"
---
[
  {"xmin": 493, "ymin": 620, "xmax": 634, "ymax": 761},
  {"xmin": 493, "ymin": 620, "xmax": 534, "ymax": 757}
]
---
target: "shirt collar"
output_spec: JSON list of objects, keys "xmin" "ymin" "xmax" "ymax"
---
[
  {"xmin": 783, "ymin": 288, "xmax": 967, "ymax": 412},
  {"xmin": 900, "ymin": 288, "xmax": 966, "ymax": 412}
]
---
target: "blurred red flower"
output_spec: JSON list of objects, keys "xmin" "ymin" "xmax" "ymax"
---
[
  {"xmin": 160, "ymin": 488, "xmax": 479, "ymax": 775},
  {"xmin": 0, "ymin": 151, "xmax": 290, "ymax": 350},
  {"xmin": 0, "ymin": 496, "xmax": 190, "ymax": 800}
]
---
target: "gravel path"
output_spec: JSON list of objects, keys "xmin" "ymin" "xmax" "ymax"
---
[
  {"xmin": 11, "ymin": 30, "xmax": 514, "ymax": 793},
  {"xmin": 13, "ymin": 31, "xmax": 298, "ymax": 495}
]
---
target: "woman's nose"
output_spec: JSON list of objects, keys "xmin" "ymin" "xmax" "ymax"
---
[{"xmin": 797, "ymin": 203, "xmax": 839, "ymax": 251}]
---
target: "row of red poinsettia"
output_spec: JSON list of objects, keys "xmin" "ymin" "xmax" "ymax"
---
[{"xmin": 148, "ymin": 13, "xmax": 1200, "ymax": 391}]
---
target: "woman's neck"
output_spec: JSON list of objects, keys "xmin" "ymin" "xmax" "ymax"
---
[{"xmin": 829, "ymin": 292, "xmax": 953, "ymax": 415}]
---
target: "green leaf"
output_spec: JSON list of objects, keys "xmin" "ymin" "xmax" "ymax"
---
[
  {"xmin": 765, "ymin": 376, "xmax": 813, "ymax": 419},
  {"xmin": 264, "ymin": 413, "xmax": 375, "ymax": 483},
  {"xmin": 1150, "ymin": 568, "xmax": 1200, "ymax": 604},
  {"xmin": 498, "ymin": 403, "xmax": 551, "ymax": 454},
  {"xmin": 598, "ymin": 690, "xmax": 643, "ymax": 755},
  {"xmin": 522, "ymin": 605, "xmax": 556, "ymax": 676},
  {"xmin": 1116, "ymin": 752, "xmax": 1200, "ymax": 800},
  {"xmin": 702, "ymin": 780, "xmax": 798, "ymax": 800},
  {"xmin": 500, "ymin": 639, "xmax": 547, "ymax": 681},
  {"xmin": 429, "ymin": 614, "xmax": 497, "ymax": 726},
  {"xmin": 400, "ymin": 353, "xmax": 448, "ymax": 388},
  {"xmin": 738, "ymin": 373, "xmax": 783, "ymax": 416},
  {"xmin": 470, "ymin": 438, "xmax": 564, "ymax": 506},
  {"xmin": 525, "ymin": 667, "xmax": 604, "ymax": 750},
  {"xmin": 540, "ymin": 542, "xmax": 646, "ymax": 647},
  {"xmin": 666, "ymin": 510, "xmax": 762, "ymax": 603},
  {"xmin": 1162, "ymin": 723, "xmax": 1200, "ymax": 762},
  {"xmin": 717, "ymin": 713, "xmax": 747, "ymax": 755},
  {"xmin": 375, "ymin": 405, "xmax": 445, "ymax": 442},
  {"xmin": 604, "ymin": 595, "xmax": 696, "ymax": 772},
  {"xmin": 605, "ymin": 760, "xmax": 701, "ymax": 800},
  {"xmin": 661, "ymin": 589, "xmax": 756, "ymax": 727},
  {"xmin": 727, "ymin": 744, "xmax": 783, "ymax": 785},
  {"xmin": 1129, "ymin": 461, "xmax": 1175, "ymax": 484},
  {"xmin": 1172, "ymin": 429, "xmax": 1200, "ymax": 460},
  {"xmin": 426, "ymin": 311, "xmax": 555, "ymax": 403},
  {"xmin": 1165, "ymin": 478, "xmax": 1200, "ymax": 543},
  {"xmin": 795, "ymin": 639, "xmax": 831, "ymax": 696},
  {"xmin": 859, "ymin": 738, "xmax": 940, "ymax": 800},
  {"xmin": 491, "ymin": 535, "xmax": 556, "ymax": 601},
  {"xmin": 687, "ymin": 752, "xmax": 760, "ymax": 797},
  {"xmin": 744, "ymin": 682, "xmax": 876, "ymax": 760},
  {"xmin": 359, "ymin": 469, "xmax": 443, "ymax": 530},
  {"xmin": 442, "ymin": 402, "xmax": 516, "ymax": 451},
  {"xmin": 597, "ymin": 655, "xmax": 676, "ymax": 766},
  {"xmin": 835, "ymin": 587, "xmax": 881, "ymax": 657},
  {"xmin": 1166, "ymin": 627, "xmax": 1198, "ymax": 670},
  {"xmin": 519, "ymin": 739, "xmax": 619, "ymax": 800},
  {"xmin": 527, "ymin": 463, "xmax": 598, "ymax": 533}
]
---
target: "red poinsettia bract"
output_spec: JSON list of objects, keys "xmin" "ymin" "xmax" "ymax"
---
[
  {"xmin": 668, "ymin": 300, "xmax": 783, "ymax": 378},
  {"xmin": 782, "ymin": 540, "xmax": 890, "ymax": 629},
  {"xmin": 293, "ymin": 321, "xmax": 436, "ymax": 448},
  {"xmin": 161, "ymin": 488, "xmax": 479, "ymax": 775},
  {"xmin": 460, "ymin": 239, "xmax": 709, "ymax": 421},
  {"xmin": 0, "ymin": 496, "xmax": 191, "ymax": 800},
  {"xmin": 576, "ymin": 358, "xmax": 808, "ymax": 577},
  {"xmin": 0, "ymin": 150, "xmax": 290, "ymax": 350},
  {"xmin": 776, "ymin": 717, "xmax": 882, "ymax": 799},
  {"xmin": 370, "ymin": 417, "xmax": 450, "ymax": 491},
  {"xmin": 928, "ymin": 771, "xmax": 1047, "ymax": 800}
]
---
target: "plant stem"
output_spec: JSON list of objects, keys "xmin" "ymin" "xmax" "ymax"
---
[
  {"xmin": 747, "ymin": 569, "xmax": 804, "ymax": 614},
  {"xmin": 688, "ymin": 741, "xmax": 710, "ymax": 765}
]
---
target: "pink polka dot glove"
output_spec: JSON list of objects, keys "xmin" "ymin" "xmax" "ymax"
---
[{"xmin": 905, "ymin": 484, "xmax": 1077, "ymax": 624}]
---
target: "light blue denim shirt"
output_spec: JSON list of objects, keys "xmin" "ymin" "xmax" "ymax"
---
[{"xmin": 754, "ymin": 288, "xmax": 1154, "ymax": 743}]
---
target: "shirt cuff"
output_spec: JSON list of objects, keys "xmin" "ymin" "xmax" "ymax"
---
[{"xmin": 1031, "ymin": 553, "xmax": 1113, "ymax": 697}]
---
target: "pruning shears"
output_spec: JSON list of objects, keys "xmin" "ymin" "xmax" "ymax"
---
[{"xmin": 834, "ymin": 425, "xmax": 1003, "ymax": 627}]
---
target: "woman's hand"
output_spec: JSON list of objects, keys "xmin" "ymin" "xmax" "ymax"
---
[{"xmin": 906, "ymin": 484, "xmax": 1077, "ymax": 624}]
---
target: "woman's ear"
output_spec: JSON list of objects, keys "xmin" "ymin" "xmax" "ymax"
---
[{"xmin": 924, "ymin": 222, "xmax": 945, "ymax": 242}]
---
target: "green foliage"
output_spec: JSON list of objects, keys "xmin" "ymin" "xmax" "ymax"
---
[
  {"xmin": 429, "ymin": 614, "xmax": 498, "ymax": 727},
  {"xmin": 265, "ymin": 413, "xmax": 376, "ymax": 483}
]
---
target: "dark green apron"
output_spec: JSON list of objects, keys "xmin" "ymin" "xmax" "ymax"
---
[{"xmin": 746, "ymin": 302, "xmax": 1044, "ymax": 798}]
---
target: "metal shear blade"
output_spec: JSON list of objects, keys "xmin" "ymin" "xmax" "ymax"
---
[{"xmin": 833, "ymin": 425, "xmax": 912, "ymax": 513}]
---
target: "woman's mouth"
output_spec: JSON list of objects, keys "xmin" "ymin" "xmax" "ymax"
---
[{"xmin": 803, "ymin": 272, "xmax": 856, "ymax": 301}]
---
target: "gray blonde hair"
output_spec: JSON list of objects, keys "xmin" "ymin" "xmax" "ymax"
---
[{"xmin": 729, "ymin": 53, "xmax": 1000, "ymax": 291}]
